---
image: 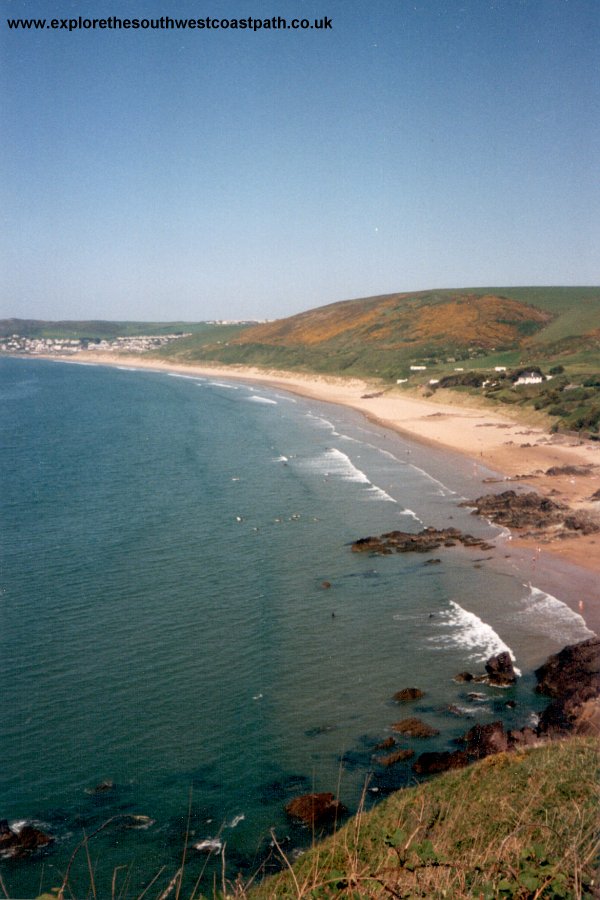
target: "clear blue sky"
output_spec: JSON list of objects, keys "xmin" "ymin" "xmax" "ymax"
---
[{"xmin": 1, "ymin": 0, "xmax": 598, "ymax": 322}]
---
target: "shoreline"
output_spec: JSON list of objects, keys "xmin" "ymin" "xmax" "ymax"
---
[{"xmin": 24, "ymin": 352, "xmax": 600, "ymax": 634}]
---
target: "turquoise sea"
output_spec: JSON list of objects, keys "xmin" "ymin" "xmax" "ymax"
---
[{"xmin": 0, "ymin": 357, "xmax": 593, "ymax": 897}]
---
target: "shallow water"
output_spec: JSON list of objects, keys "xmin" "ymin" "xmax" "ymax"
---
[{"xmin": 0, "ymin": 357, "xmax": 592, "ymax": 897}]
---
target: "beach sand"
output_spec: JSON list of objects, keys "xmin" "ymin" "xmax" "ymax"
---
[{"xmin": 54, "ymin": 353, "xmax": 600, "ymax": 634}]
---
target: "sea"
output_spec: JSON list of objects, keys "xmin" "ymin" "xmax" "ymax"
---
[{"xmin": 0, "ymin": 356, "xmax": 594, "ymax": 898}]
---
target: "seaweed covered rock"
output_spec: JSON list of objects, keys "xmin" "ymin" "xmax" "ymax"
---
[
  {"xmin": 412, "ymin": 750, "xmax": 469, "ymax": 775},
  {"xmin": 351, "ymin": 527, "xmax": 494, "ymax": 555},
  {"xmin": 285, "ymin": 793, "xmax": 347, "ymax": 827},
  {"xmin": 393, "ymin": 687, "xmax": 425, "ymax": 703},
  {"xmin": 0, "ymin": 820, "xmax": 54, "ymax": 859},
  {"xmin": 391, "ymin": 718, "xmax": 439, "ymax": 738}
]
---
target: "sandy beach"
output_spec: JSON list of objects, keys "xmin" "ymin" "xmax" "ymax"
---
[{"xmin": 53, "ymin": 352, "xmax": 600, "ymax": 633}]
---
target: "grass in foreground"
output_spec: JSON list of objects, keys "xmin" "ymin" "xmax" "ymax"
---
[{"xmin": 246, "ymin": 737, "xmax": 599, "ymax": 900}]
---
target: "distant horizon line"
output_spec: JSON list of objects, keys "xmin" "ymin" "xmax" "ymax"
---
[{"xmin": 3, "ymin": 283, "xmax": 599, "ymax": 324}]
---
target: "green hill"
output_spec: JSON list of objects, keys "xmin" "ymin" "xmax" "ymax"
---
[
  {"xmin": 159, "ymin": 287, "xmax": 600, "ymax": 378},
  {"xmin": 156, "ymin": 287, "xmax": 600, "ymax": 435}
]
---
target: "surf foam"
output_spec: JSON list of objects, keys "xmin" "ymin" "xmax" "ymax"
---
[{"xmin": 430, "ymin": 600, "xmax": 520, "ymax": 672}]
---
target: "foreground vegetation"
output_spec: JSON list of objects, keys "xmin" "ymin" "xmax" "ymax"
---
[{"xmin": 245, "ymin": 737, "xmax": 598, "ymax": 900}]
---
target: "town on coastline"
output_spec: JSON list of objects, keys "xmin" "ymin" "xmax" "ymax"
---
[{"xmin": 0, "ymin": 333, "xmax": 190, "ymax": 355}]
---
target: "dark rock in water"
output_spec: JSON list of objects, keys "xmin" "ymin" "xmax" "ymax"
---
[
  {"xmin": 285, "ymin": 793, "xmax": 347, "ymax": 827},
  {"xmin": 393, "ymin": 687, "xmax": 424, "ymax": 703},
  {"xmin": 412, "ymin": 750, "xmax": 469, "ymax": 775},
  {"xmin": 321, "ymin": 580, "xmax": 332, "ymax": 589},
  {"xmin": 0, "ymin": 822, "xmax": 54, "ymax": 858},
  {"xmin": 453, "ymin": 671, "xmax": 474, "ymax": 683},
  {"xmin": 375, "ymin": 748, "xmax": 415, "ymax": 767},
  {"xmin": 86, "ymin": 779, "xmax": 115, "ymax": 794},
  {"xmin": 535, "ymin": 637, "xmax": 600, "ymax": 736},
  {"xmin": 305, "ymin": 724, "xmax": 337, "ymax": 738},
  {"xmin": 459, "ymin": 721, "xmax": 508, "ymax": 759},
  {"xmin": 485, "ymin": 651, "xmax": 517, "ymax": 686},
  {"xmin": 391, "ymin": 717, "xmax": 439, "ymax": 738},
  {"xmin": 351, "ymin": 527, "xmax": 495, "ymax": 555},
  {"xmin": 373, "ymin": 736, "xmax": 395, "ymax": 751},
  {"xmin": 122, "ymin": 814, "xmax": 155, "ymax": 830},
  {"xmin": 259, "ymin": 774, "xmax": 310, "ymax": 804},
  {"xmin": 423, "ymin": 558, "xmax": 441, "ymax": 565}
]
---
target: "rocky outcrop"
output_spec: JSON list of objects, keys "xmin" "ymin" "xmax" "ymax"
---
[
  {"xmin": 285, "ymin": 793, "xmax": 347, "ymax": 827},
  {"xmin": 485, "ymin": 651, "xmax": 517, "ymax": 686},
  {"xmin": 375, "ymin": 748, "xmax": 415, "ymax": 767},
  {"xmin": 545, "ymin": 465, "xmax": 595, "ymax": 477},
  {"xmin": 461, "ymin": 490, "xmax": 600, "ymax": 535},
  {"xmin": 412, "ymin": 750, "xmax": 469, "ymax": 775},
  {"xmin": 409, "ymin": 639, "xmax": 599, "ymax": 782},
  {"xmin": 459, "ymin": 722, "xmax": 509, "ymax": 758},
  {"xmin": 535, "ymin": 637, "xmax": 600, "ymax": 736},
  {"xmin": 391, "ymin": 718, "xmax": 439, "ymax": 738},
  {"xmin": 393, "ymin": 687, "xmax": 424, "ymax": 703},
  {"xmin": 351, "ymin": 527, "xmax": 494, "ymax": 555},
  {"xmin": 0, "ymin": 820, "xmax": 54, "ymax": 858}
]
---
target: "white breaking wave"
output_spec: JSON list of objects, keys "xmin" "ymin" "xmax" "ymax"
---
[
  {"xmin": 168, "ymin": 372, "xmax": 205, "ymax": 381},
  {"xmin": 402, "ymin": 508, "xmax": 423, "ymax": 523},
  {"xmin": 228, "ymin": 813, "xmax": 245, "ymax": 828},
  {"xmin": 247, "ymin": 395, "xmax": 277, "ymax": 405},
  {"xmin": 273, "ymin": 455, "xmax": 289, "ymax": 462},
  {"xmin": 307, "ymin": 448, "xmax": 397, "ymax": 502},
  {"xmin": 194, "ymin": 839, "xmax": 223, "ymax": 853},
  {"xmin": 518, "ymin": 585, "xmax": 594, "ymax": 643},
  {"xmin": 304, "ymin": 413, "xmax": 337, "ymax": 433},
  {"xmin": 209, "ymin": 381, "xmax": 239, "ymax": 389},
  {"xmin": 407, "ymin": 463, "xmax": 457, "ymax": 496},
  {"xmin": 430, "ymin": 600, "xmax": 520, "ymax": 672}
]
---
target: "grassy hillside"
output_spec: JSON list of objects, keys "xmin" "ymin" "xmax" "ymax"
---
[
  {"xmin": 160, "ymin": 287, "xmax": 600, "ymax": 378},
  {"xmin": 156, "ymin": 287, "xmax": 600, "ymax": 435},
  {"xmin": 246, "ymin": 737, "xmax": 598, "ymax": 900}
]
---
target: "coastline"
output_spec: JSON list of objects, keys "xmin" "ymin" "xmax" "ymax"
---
[{"xmin": 32, "ymin": 352, "xmax": 600, "ymax": 633}]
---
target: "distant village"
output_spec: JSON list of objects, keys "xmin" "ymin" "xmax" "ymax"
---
[{"xmin": 0, "ymin": 334, "xmax": 191, "ymax": 355}]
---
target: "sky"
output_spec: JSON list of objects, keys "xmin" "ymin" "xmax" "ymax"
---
[{"xmin": 1, "ymin": 0, "xmax": 599, "ymax": 322}]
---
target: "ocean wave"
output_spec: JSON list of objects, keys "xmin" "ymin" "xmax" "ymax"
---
[
  {"xmin": 518, "ymin": 585, "xmax": 594, "ymax": 643},
  {"xmin": 227, "ymin": 813, "xmax": 245, "ymax": 828},
  {"xmin": 194, "ymin": 838, "xmax": 223, "ymax": 853},
  {"xmin": 430, "ymin": 600, "xmax": 520, "ymax": 672},
  {"xmin": 167, "ymin": 372, "xmax": 204, "ymax": 381},
  {"xmin": 407, "ymin": 463, "xmax": 457, "ymax": 496},
  {"xmin": 209, "ymin": 381, "xmax": 239, "ymax": 390},
  {"xmin": 247, "ymin": 395, "xmax": 277, "ymax": 405},
  {"xmin": 306, "ymin": 448, "xmax": 397, "ymax": 502},
  {"xmin": 402, "ymin": 508, "xmax": 423, "ymax": 523},
  {"xmin": 304, "ymin": 413, "xmax": 337, "ymax": 432}
]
